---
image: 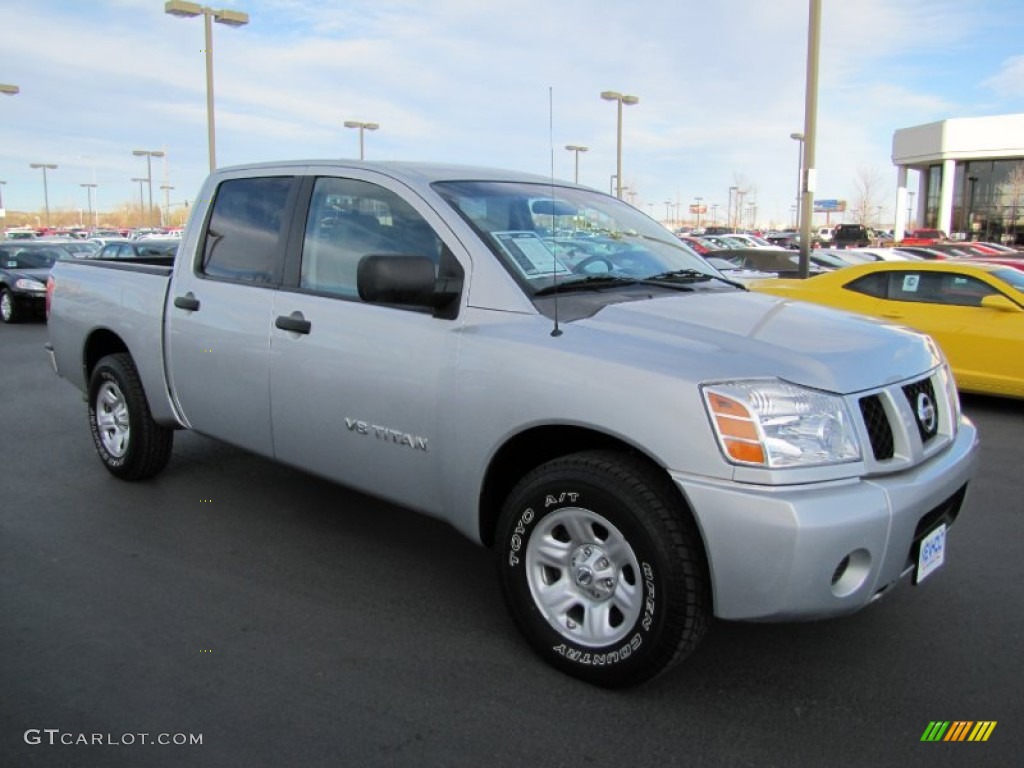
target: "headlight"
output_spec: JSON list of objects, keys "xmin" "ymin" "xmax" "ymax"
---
[
  {"xmin": 14, "ymin": 278, "xmax": 46, "ymax": 292},
  {"xmin": 702, "ymin": 379, "xmax": 861, "ymax": 468}
]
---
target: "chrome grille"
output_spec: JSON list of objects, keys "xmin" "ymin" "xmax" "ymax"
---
[{"xmin": 859, "ymin": 395, "xmax": 894, "ymax": 460}]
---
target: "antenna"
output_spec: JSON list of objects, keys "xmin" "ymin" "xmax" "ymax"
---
[{"xmin": 549, "ymin": 85, "xmax": 562, "ymax": 337}]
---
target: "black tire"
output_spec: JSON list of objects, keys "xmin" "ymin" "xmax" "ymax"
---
[
  {"xmin": 0, "ymin": 287, "xmax": 20, "ymax": 324},
  {"xmin": 496, "ymin": 450, "xmax": 710, "ymax": 688},
  {"xmin": 88, "ymin": 353, "xmax": 173, "ymax": 480}
]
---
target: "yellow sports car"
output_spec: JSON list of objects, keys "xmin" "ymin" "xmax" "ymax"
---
[{"xmin": 750, "ymin": 260, "xmax": 1024, "ymax": 399}]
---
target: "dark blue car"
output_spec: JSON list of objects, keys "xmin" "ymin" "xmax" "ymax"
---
[{"xmin": 0, "ymin": 243, "xmax": 68, "ymax": 322}]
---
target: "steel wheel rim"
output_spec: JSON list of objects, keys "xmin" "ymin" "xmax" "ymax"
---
[
  {"xmin": 95, "ymin": 380, "xmax": 130, "ymax": 458},
  {"xmin": 524, "ymin": 506, "xmax": 643, "ymax": 648},
  {"xmin": 0, "ymin": 292, "xmax": 11, "ymax": 321}
]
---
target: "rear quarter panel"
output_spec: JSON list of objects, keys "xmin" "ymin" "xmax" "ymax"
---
[{"xmin": 48, "ymin": 261, "xmax": 180, "ymax": 425}]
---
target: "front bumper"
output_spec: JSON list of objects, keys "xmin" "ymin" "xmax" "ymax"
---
[{"xmin": 673, "ymin": 418, "xmax": 979, "ymax": 621}]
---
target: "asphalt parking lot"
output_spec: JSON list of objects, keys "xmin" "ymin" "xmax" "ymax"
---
[{"xmin": 2, "ymin": 319, "xmax": 1022, "ymax": 768}]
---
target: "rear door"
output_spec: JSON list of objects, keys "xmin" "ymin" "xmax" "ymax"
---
[{"xmin": 165, "ymin": 173, "xmax": 300, "ymax": 457}]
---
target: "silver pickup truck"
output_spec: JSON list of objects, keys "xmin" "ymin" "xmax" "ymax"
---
[{"xmin": 46, "ymin": 160, "xmax": 979, "ymax": 687}]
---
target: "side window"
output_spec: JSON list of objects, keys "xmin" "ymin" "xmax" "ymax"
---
[
  {"xmin": 886, "ymin": 272, "xmax": 939, "ymax": 303},
  {"xmin": 300, "ymin": 177, "xmax": 444, "ymax": 301},
  {"xmin": 933, "ymin": 274, "xmax": 997, "ymax": 307},
  {"xmin": 201, "ymin": 177, "xmax": 293, "ymax": 285},
  {"xmin": 883, "ymin": 271, "xmax": 994, "ymax": 306},
  {"xmin": 844, "ymin": 272, "xmax": 888, "ymax": 298}
]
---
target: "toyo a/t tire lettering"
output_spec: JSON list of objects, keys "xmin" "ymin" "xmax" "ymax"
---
[
  {"xmin": 496, "ymin": 450, "xmax": 710, "ymax": 688},
  {"xmin": 88, "ymin": 352, "xmax": 173, "ymax": 481}
]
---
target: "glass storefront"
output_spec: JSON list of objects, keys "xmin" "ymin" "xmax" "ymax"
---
[{"xmin": 921, "ymin": 158, "xmax": 1024, "ymax": 242}]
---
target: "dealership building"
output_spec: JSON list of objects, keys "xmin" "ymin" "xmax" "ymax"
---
[{"xmin": 891, "ymin": 113, "xmax": 1024, "ymax": 242}]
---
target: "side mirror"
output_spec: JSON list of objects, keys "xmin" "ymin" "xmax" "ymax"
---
[
  {"xmin": 357, "ymin": 254, "xmax": 461, "ymax": 310},
  {"xmin": 980, "ymin": 293, "xmax": 1022, "ymax": 312}
]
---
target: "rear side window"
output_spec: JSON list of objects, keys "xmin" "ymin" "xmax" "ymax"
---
[
  {"xmin": 201, "ymin": 177, "xmax": 293, "ymax": 285},
  {"xmin": 844, "ymin": 272, "xmax": 888, "ymax": 298}
]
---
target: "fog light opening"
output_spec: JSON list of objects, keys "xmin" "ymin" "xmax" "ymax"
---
[{"xmin": 830, "ymin": 549, "xmax": 871, "ymax": 598}]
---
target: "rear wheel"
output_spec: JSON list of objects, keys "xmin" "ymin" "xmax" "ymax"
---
[
  {"xmin": 496, "ymin": 451, "xmax": 710, "ymax": 688},
  {"xmin": 88, "ymin": 353, "xmax": 173, "ymax": 480}
]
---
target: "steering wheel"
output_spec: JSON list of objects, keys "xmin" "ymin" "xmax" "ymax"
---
[{"xmin": 573, "ymin": 255, "xmax": 617, "ymax": 274}]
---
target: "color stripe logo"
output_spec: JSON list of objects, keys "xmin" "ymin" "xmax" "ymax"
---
[{"xmin": 921, "ymin": 721, "xmax": 997, "ymax": 742}]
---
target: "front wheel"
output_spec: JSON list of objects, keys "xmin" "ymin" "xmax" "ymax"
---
[
  {"xmin": 88, "ymin": 353, "xmax": 173, "ymax": 480},
  {"xmin": 0, "ymin": 288, "xmax": 19, "ymax": 324},
  {"xmin": 496, "ymin": 451, "xmax": 710, "ymax": 688}
]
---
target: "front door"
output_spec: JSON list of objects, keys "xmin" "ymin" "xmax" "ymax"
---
[{"xmin": 269, "ymin": 173, "xmax": 466, "ymax": 515}]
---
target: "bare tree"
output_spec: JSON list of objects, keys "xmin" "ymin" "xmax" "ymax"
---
[{"xmin": 851, "ymin": 167, "xmax": 886, "ymax": 227}]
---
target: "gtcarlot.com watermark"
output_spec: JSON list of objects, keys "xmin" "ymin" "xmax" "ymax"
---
[{"xmin": 24, "ymin": 729, "xmax": 202, "ymax": 747}]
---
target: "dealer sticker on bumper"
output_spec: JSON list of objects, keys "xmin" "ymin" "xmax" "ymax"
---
[{"xmin": 916, "ymin": 524, "xmax": 946, "ymax": 584}]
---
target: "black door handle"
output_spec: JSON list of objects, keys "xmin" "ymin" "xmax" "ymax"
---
[
  {"xmin": 173, "ymin": 294, "xmax": 201, "ymax": 311},
  {"xmin": 275, "ymin": 313, "xmax": 311, "ymax": 335}
]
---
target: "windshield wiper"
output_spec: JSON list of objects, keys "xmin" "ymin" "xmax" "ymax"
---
[
  {"xmin": 534, "ymin": 275, "xmax": 638, "ymax": 295},
  {"xmin": 645, "ymin": 269, "xmax": 747, "ymax": 290}
]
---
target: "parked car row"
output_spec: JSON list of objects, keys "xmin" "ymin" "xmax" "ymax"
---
[{"xmin": 0, "ymin": 237, "xmax": 180, "ymax": 323}]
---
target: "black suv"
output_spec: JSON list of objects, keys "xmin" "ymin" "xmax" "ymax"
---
[{"xmin": 832, "ymin": 224, "xmax": 871, "ymax": 249}]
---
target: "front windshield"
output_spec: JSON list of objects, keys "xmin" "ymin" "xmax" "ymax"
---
[
  {"xmin": 433, "ymin": 180, "xmax": 723, "ymax": 294},
  {"xmin": 3, "ymin": 248, "xmax": 62, "ymax": 269}
]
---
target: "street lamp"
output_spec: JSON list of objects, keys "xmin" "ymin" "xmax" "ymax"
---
[
  {"xmin": 132, "ymin": 178, "xmax": 148, "ymax": 228},
  {"xmin": 728, "ymin": 185, "xmax": 738, "ymax": 230},
  {"xmin": 0, "ymin": 84, "xmax": 19, "ymax": 95},
  {"xmin": 565, "ymin": 144, "xmax": 588, "ymax": 184},
  {"xmin": 80, "ymin": 183, "xmax": 98, "ymax": 229},
  {"xmin": 790, "ymin": 132, "xmax": 804, "ymax": 231},
  {"xmin": 164, "ymin": 1, "xmax": 249, "ymax": 171},
  {"xmin": 29, "ymin": 163, "xmax": 57, "ymax": 227},
  {"xmin": 600, "ymin": 91, "xmax": 639, "ymax": 199},
  {"xmin": 133, "ymin": 149, "xmax": 165, "ymax": 228},
  {"xmin": 694, "ymin": 196, "xmax": 703, "ymax": 230},
  {"xmin": 343, "ymin": 120, "xmax": 379, "ymax": 160},
  {"xmin": 161, "ymin": 184, "xmax": 175, "ymax": 227}
]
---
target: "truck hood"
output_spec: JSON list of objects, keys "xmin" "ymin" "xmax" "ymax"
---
[{"xmin": 575, "ymin": 291, "xmax": 941, "ymax": 394}]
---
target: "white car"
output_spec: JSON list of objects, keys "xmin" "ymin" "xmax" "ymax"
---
[
  {"xmin": 817, "ymin": 227, "xmax": 833, "ymax": 243},
  {"xmin": 840, "ymin": 247, "xmax": 921, "ymax": 262}
]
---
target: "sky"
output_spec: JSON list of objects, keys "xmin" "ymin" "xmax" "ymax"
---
[{"xmin": 1, "ymin": 0, "xmax": 1023, "ymax": 230}]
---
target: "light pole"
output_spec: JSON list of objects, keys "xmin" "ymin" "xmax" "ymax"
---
[
  {"xmin": 133, "ymin": 149, "xmax": 165, "ymax": 228},
  {"xmin": 728, "ymin": 185, "xmax": 738, "ymax": 230},
  {"xmin": 565, "ymin": 145, "xmax": 588, "ymax": 184},
  {"xmin": 790, "ymin": 132, "xmax": 804, "ymax": 232},
  {"xmin": 164, "ymin": 1, "xmax": 249, "ymax": 172},
  {"xmin": 132, "ymin": 178, "xmax": 147, "ymax": 229},
  {"xmin": 798, "ymin": 0, "xmax": 823, "ymax": 278},
  {"xmin": 29, "ymin": 163, "xmax": 57, "ymax": 228},
  {"xmin": 80, "ymin": 183, "xmax": 98, "ymax": 229},
  {"xmin": 161, "ymin": 184, "xmax": 175, "ymax": 227},
  {"xmin": 694, "ymin": 196, "xmax": 703, "ymax": 230},
  {"xmin": 664, "ymin": 200, "xmax": 673, "ymax": 227},
  {"xmin": 600, "ymin": 91, "xmax": 639, "ymax": 199},
  {"xmin": 344, "ymin": 120, "xmax": 379, "ymax": 160}
]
